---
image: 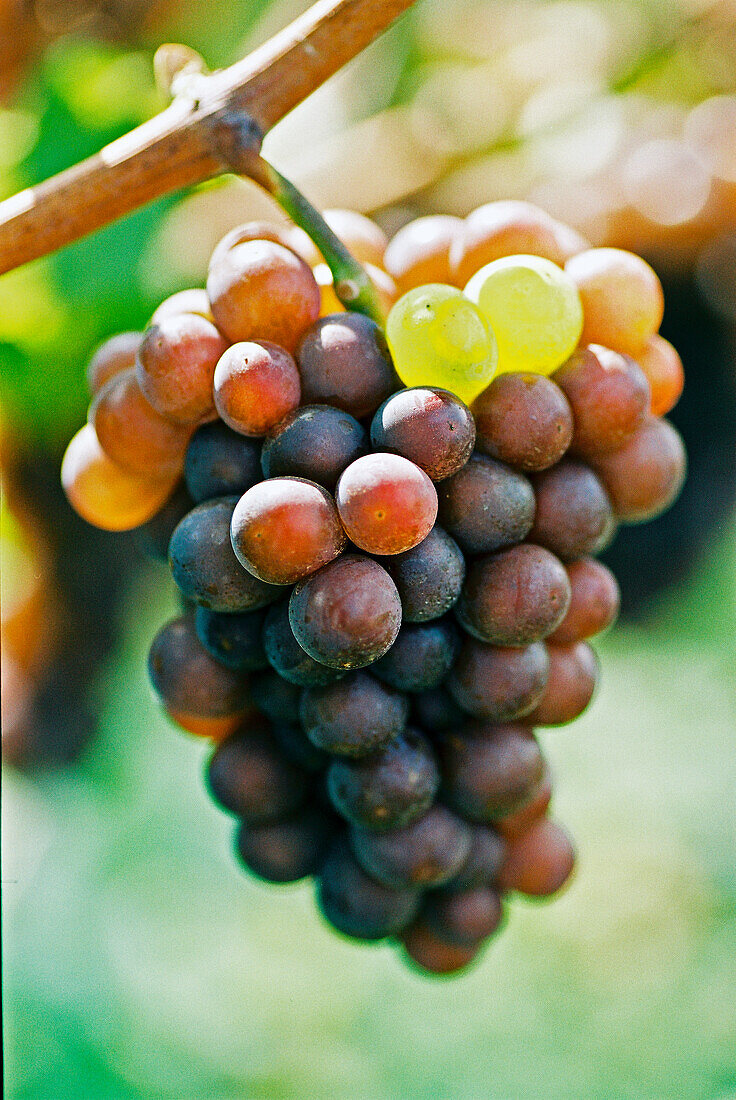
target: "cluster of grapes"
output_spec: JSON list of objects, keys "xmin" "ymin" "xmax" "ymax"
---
[{"xmin": 61, "ymin": 201, "xmax": 685, "ymax": 975}]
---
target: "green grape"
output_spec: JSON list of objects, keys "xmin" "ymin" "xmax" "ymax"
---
[
  {"xmin": 385, "ymin": 284, "xmax": 498, "ymax": 404},
  {"xmin": 464, "ymin": 255, "xmax": 583, "ymax": 376}
]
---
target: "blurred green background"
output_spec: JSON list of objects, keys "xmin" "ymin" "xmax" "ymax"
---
[{"xmin": 2, "ymin": 0, "xmax": 735, "ymax": 1096}]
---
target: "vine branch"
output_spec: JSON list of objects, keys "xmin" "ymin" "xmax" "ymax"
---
[{"xmin": 0, "ymin": 0, "xmax": 416, "ymax": 276}]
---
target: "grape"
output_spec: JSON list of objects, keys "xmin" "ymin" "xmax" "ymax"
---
[
  {"xmin": 370, "ymin": 387, "xmax": 476, "ymax": 481},
  {"xmin": 385, "ymin": 284, "xmax": 497, "ymax": 404},
  {"xmin": 439, "ymin": 722, "xmax": 544, "ymax": 822},
  {"xmin": 300, "ymin": 672, "xmax": 409, "ymax": 758},
  {"xmin": 336, "ymin": 453, "xmax": 437, "ymax": 556},
  {"xmin": 230, "ymin": 477, "xmax": 345, "ymax": 585},
  {"xmin": 136, "ymin": 313, "xmax": 227, "ymax": 424},
  {"xmin": 323, "ymin": 208, "xmax": 388, "ymax": 267},
  {"xmin": 90, "ymin": 369, "xmax": 193, "ymax": 479},
  {"xmin": 148, "ymin": 616, "xmax": 249, "ymax": 717},
  {"xmin": 169, "ymin": 496, "xmax": 281, "ymax": 612},
  {"xmin": 447, "ymin": 638, "xmax": 549, "ymax": 721},
  {"xmin": 437, "ymin": 453, "xmax": 535, "ymax": 555},
  {"xmin": 207, "ymin": 722, "xmax": 309, "ymax": 823},
  {"xmin": 423, "ymin": 885, "xmax": 503, "ymax": 947},
  {"xmin": 261, "ymin": 404, "xmax": 367, "ymax": 490},
  {"xmin": 446, "ymin": 825, "xmax": 507, "ymax": 890},
  {"xmin": 411, "ymin": 687, "xmax": 465, "ymax": 733},
  {"xmin": 184, "ymin": 420, "xmax": 262, "ymax": 503},
  {"xmin": 235, "ymin": 807, "xmax": 333, "ymax": 883},
  {"xmin": 317, "ymin": 836, "xmax": 420, "ymax": 941},
  {"xmin": 472, "ymin": 372, "xmax": 573, "ymax": 472},
  {"xmin": 61, "ymin": 423, "xmax": 175, "ymax": 532},
  {"xmin": 87, "ymin": 331, "xmax": 142, "ymax": 394},
  {"xmin": 592, "ymin": 417, "xmax": 686, "ymax": 522},
  {"xmin": 496, "ymin": 767, "xmax": 553, "ymax": 839},
  {"xmin": 457, "ymin": 545, "xmax": 571, "ymax": 646},
  {"xmin": 262, "ymin": 602, "xmax": 344, "ymax": 688},
  {"xmin": 209, "ymin": 221, "xmax": 317, "ymax": 272},
  {"xmin": 272, "ymin": 723, "xmax": 329, "ymax": 773},
  {"xmin": 383, "ymin": 215, "xmax": 463, "ymax": 292},
  {"xmin": 296, "ymin": 313, "xmax": 397, "ymax": 419},
  {"xmin": 372, "ymin": 618, "xmax": 460, "ymax": 693},
  {"xmin": 554, "ymin": 345, "xmax": 651, "ymax": 459},
  {"xmin": 150, "ymin": 288, "xmax": 213, "ymax": 325},
  {"xmin": 213, "ymin": 340, "xmax": 300, "ymax": 437},
  {"xmin": 498, "ymin": 819, "xmax": 575, "ymax": 897},
  {"xmin": 565, "ymin": 248, "xmax": 664, "ymax": 355},
  {"xmin": 327, "ymin": 728, "xmax": 439, "ymax": 831},
  {"xmin": 134, "ymin": 484, "xmax": 194, "ymax": 561},
  {"xmin": 351, "ymin": 805, "xmax": 472, "ymax": 889},
  {"xmin": 449, "ymin": 200, "xmax": 588, "ymax": 287},
  {"xmin": 194, "ymin": 606, "xmax": 268, "ymax": 672},
  {"xmin": 289, "ymin": 555, "xmax": 402, "ymax": 670},
  {"xmin": 380, "ymin": 525, "xmax": 465, "ymax": 623},
  {"xmin": 250, "ymin": 670, "xmax": 302, "ymax": 725},
  {"xmin": 165, "ymin": 709, "xmax": 245, "ymax": 742},
  {"xmin": 528, "ymin": 642, "xmax": 598, "ymax": 726},
  {"xmin": 401, "ymin": 919, "xmax": 482, "ymax": 975},
  {"xmin": 635, "ymin": 335, "xmax": 685, "ymax": 417},
  {"xmin": 548, "ymin": 558, "xmax": 620, "ymax": 644},
  {"xmin": 529, "ymin": 459, "xmax": 614, "ymax": 560},
  {"xmin": 464, "ymin": 255, "xmax": 583, "ymax": 377},
  {"xmin": 207, "ymin": 239, "xmax": 320, "ymax": 352}
]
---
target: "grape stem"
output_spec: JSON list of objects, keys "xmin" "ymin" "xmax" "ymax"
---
[
  {"xmin": 0, "ymin": 0, "xmax": 416, "ymax": 276},
  {"xmin": 250, "ymin": 156, "xmax": 385, "ymax": 324}
]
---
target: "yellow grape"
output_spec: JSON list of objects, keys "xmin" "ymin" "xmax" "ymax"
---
[
  {"xmin": 465, "ymin": 255, "xmax": 583, "ymax": 376},
  {"xmin": 385, "ymin": 284, "xmax": 497, "ymax": 404}
]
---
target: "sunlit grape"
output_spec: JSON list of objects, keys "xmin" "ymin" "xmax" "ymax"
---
[
  {"xmin": 464, "ymin": 255, "xmax": 583, "ymax": 376},
  {"xmin": 385, "ymin": 284, "xmax": 497, "ymax": 403}
]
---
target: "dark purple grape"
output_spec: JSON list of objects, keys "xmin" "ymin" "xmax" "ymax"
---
[
  {"xmin": 372, "ymin": 619, "xmax": 460, "ymax": 693},
  {"xmin": 250, "ymin": 670, "xmax": 302, "ymax": 725},
  {"xmin": 235, "ymin": 806, "xmax": 334, "ymax": 883},
  {"xmin": 370, "ymin": 387, "xmax": 475, "ymax": 481},
  {"xmin": 437, "ymin": 453, "xmax": 535, "ymax": 555},
  {"xmin": 422, "ymin": 885, "xmax": 503, "ymax": 947},
  {"xmin": 380, "ymin": 526, "xmax": 465, "ymax": 623},
  {"xmin": 169, "ymin": 496, "xmax": 281, "ymax": 612},
  {"xmin": 263, "ymin": 602, "xmax": 344, "ymax": 687},
  {"xmin": 297, "ymin": 313, "xmax": 397, "ymax": 419},
  {"xmin": 273, "ymin": 723, "xmax": 329, "ymax": 773},
  {"xmin": 207, "ymin": 723, "xmax": 309, "ymax": 822},
  {"xmin": 327, "ymin": 728, "xmax": 439, "ymax": 831},
  {"xmin": 530, "ymin": 459, "xmax": 614, "ymax": 560},
  {"xmin": 456, "ymin": 545, "xmax": 571, "ymax": 645},
  {"xmin": 317, "ymin": 836, "xmax": 419, "ymax": 940},
  {"xmin": 439, "ymin": 721, "xmax": 544, "ymax": 822},
  {"xmin": 300, "ymin": 672, "xmax": 409, "ymax": 758},
  {"xmin": 411, "ymin": 687, "xmax": 466, "ymax": 733},
  {"xmin": 184, "ymin": 420, "xmax": 262, "ymax": 503},
  {"xmin": 289, "ymin": 555, "xmax": 402, "ymax": 670},
  {"xmin": 148, "ymin": 616, "xmax": 249, "ymax": 717},
  {"xmin": 261, "ymin": 404, "xmax": 367, "ymax": 490},
  {"xmin": 134, "ymin": 483, "xmax": 193, "ymax": 561},
  {"xmin": 446, "ymin": 638, "xmax": 549, "ymax": 720},
  {"xmin": 446, "ymin": 825, "xmax": 507, "ymax": 890},
  {"xmin": 351, "ymin": 805, "xmax": 472, "ymax": 889},
  {"xmin": 194, "ymin": 606, "xmax": 268, "ymax": 672}
]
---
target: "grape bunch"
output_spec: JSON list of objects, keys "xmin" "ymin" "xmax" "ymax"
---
[{"xmin": 61, "ymin": 201, "xmax": 686, "ymax": 976}]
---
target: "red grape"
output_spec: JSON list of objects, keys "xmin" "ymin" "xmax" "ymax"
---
[
  {"xmin": 472, "ymin": 372, "xmax": 573, "ymax": 472},
  {"xmin": 214, "ymin": 341, "xmax": 301, "ymax": 437},
  {"xmin": 336, "ymin": 453, "xmax": 437, "ymax": 556},
  {"xmin": 370, "ymin": 387, "xmax": 476, "ymax": 481}
]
